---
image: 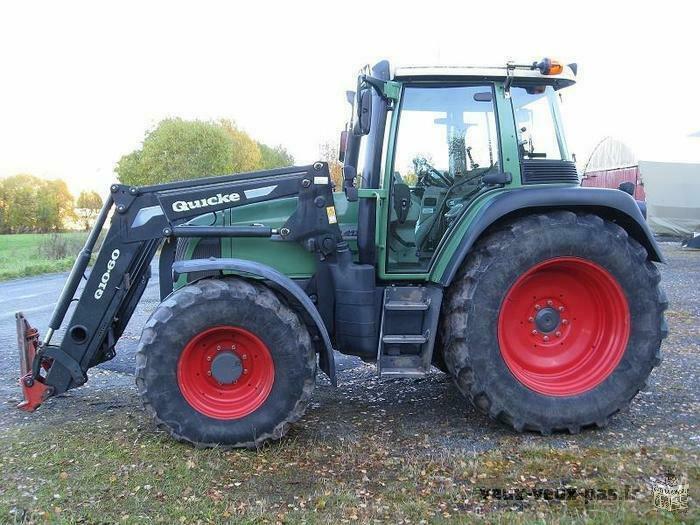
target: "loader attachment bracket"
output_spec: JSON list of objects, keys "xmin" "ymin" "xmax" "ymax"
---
[
  {"xmin": 16, "ymin": 313, "xmax": 54, "ymax": 412},
  {"xmin": 41, "ymin": 346, "xmax": 86, "ymax": 385}
]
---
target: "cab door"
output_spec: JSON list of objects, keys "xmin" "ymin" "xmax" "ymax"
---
[{"xmin": 384, "ymin": 83, "xmax": 501, "ymax": 274}]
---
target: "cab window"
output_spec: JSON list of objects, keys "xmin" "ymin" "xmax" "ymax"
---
[
  {"xmin": 387, "ymin": 84, "xmax": 500, "ymax": 272},
  {"xmin": 511, "ymin": 86, "xmax": 568, "ymax": 160}
]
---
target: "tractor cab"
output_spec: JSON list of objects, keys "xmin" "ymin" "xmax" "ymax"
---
[{"xmin": 343, "ymin": 59, "xmax": 578, "ymax": 276}]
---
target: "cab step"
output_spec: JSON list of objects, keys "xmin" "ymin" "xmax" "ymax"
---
[
  {"xmin": 382, "ymin": 334, "xmax": 428, "ymax": 344},
  {"xmin": 379, "ymin": 355, "xmax": 426, "ymax": 377},
  {"xmin": 378, "ymin": 286, "xmax": 443, "ymax": 378},
  {"xmin": 384, "ymin": 299, "xmax": 431, "ymax": 311}
]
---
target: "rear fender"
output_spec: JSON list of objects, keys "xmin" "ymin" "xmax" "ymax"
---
[
  {"xmin": 437, "ymin": 186, "xmax": 663, "ymax": 286},
  {"xmin": 172, "ymin": 258, "xmax": 336, "ymax": 385}
]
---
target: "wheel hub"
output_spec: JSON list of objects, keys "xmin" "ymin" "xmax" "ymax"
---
[
  {"xmin": 177, "ymin": 326, "xmax": 275, "ymax": 420},
  {"xmin": 211, "ymin": 351, "xmax": 243, "ymax": 384},
  {"xmin": 534, "ymin": 306, "xmax": 560, "ymax": 333},
  {"xmin": 498, "ymin": 257, "xmax": 630, "ymax": 396}
]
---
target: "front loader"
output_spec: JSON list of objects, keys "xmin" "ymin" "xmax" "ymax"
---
[{"xmin": 16, "ymin": 58, "xmax": 668, "ymax": 446}]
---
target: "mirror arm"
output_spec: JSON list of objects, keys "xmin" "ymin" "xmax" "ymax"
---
[
  {"xmin": 359, "ymin": 74, "xmax": 391, "ymax": 101},
  {"xmin": 345, "ymin": 131, "xmax": 360, "ymax": 169}
]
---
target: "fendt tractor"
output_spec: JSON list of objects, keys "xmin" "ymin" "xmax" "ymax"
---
[{"xmin": 16, "ymin": 59, "xmax": 667, "ymax": 447}]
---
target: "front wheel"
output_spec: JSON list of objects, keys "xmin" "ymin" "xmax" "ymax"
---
[
  {"xmin": 135, "ymin": 278, "xmax": 316, "ymax": 448},
  {"xmin": 441, "ymin": 212, "xmax": 667, "ymax": 434}
]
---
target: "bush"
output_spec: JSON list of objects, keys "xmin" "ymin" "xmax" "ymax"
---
[{"xmin": 37, "ymin": 233, "xmax": 85, "ymax": 260}]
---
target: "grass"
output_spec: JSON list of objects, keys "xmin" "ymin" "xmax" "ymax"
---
[
  {"xmin": 0, "ymin": 410, "xmax": 696, "ymax": 524},
  {"xmin": 0, "ymin": 233, "xmax": 87, "ymax": 281}
]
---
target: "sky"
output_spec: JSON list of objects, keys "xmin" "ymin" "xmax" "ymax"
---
[{"xmin": 1, "ymin": 1, "xmax": 698, "ymax": 195}]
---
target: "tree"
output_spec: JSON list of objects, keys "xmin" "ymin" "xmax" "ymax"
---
[
  {"xmin": 0, "ymin": 174, "xmax": 75, "ymax": 233},
  {"xmin": 319, "ymin": 140, "xmax": 343, "ymax": 190},
  {"xmin": 116, "ymin": 119, "xmax": 236, "ymax": 186},
  {"xmin": 36, "ymin": 179, "xmax": 76, "ymax": 232},
  {"xmin": 76, "ymin": 190, "xmax": 103, "ymax": 230},
  {"xmin": 218, "ymin": 120, "xmax": 263, "ymax": 173},
  {"xmin": 77, "ymin": 190, "xmax": 103, "ymax": 210},
  {"xmin": 116, "ymin": 118, "xmax": 297, "ymax": 186},
  {"xmin": 0, "ymin": 174, "xmax": 37, "ymax": 232},
  {"xmin": 258, "ymin": 143, "xmax": 294, "ymax": 169}
]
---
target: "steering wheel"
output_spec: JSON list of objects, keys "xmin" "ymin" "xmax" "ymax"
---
[{"xmin": 416, "ymin": 160, "xmax": 451, "ymax": 188}]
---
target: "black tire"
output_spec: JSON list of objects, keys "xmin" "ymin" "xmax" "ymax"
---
[
  {"xmin": 440, "ymin": 211, "xmax": 668, "ymax": 434},
  {"xmin": 431, "ymin": 342, "xmax": 449, "ymax": 373},
  {"xmin": 135, "ymin": 277, "xmax": 316, "ymax": 448}
]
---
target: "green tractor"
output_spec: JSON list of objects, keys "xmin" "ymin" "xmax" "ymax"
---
[{"xmin": 16, "ymin": 58, "xmax": 667, "ymax": 447}]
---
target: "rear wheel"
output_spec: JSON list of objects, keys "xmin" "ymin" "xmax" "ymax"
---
[
  {"xmin": 441, "ymin": 212, "xmax": 667, "ymax": 434},
  {"xmin": 136, "ymin": 278, "xmax": 316, "ymax": 448}
]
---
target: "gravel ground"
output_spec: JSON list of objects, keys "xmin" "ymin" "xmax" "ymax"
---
[{"xmin": 0, "ymin": 243, "xmax": 698, "ymax": 452}]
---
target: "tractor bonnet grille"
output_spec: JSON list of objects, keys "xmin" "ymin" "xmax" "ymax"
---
[{"xmin": 521, "ymin": 160, "xmax": 580, "ymax": 185}]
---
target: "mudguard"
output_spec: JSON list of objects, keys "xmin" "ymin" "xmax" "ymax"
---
[
  {"xmin": 172, "ymin": 257, "xmax": 336, "ymax": 386},
  {"xmin": 438, "ymin": 186, "xmax": 664, "ymax": 286}
]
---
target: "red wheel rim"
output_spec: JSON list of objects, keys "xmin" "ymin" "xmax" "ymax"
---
[
  {"xmin": 177, "ymin": 326, "xmax": 275, "ymax": 419},
  {"xmin": 498, "ymin": 257, "xmax": 630, "ymax": 396}
]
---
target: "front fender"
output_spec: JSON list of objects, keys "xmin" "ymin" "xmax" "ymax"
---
[
  {"xmin": 172, "ymin": 257, "xmax": 336, "ymax": 386},
  {"xmin": 436, "ymin": 186, "xmax": 663, "ymax": 286}
]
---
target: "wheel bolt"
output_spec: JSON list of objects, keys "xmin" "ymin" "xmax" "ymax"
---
[
  {"xmin": 216, "ymin": 345, "xmax": 221, "ymax": 351},
  {"xmin": 241, "ymin": 354, "xmax": 248, "ymax": 360},
  {"xmin": 207, "ymin": 371, "xmax": 212, "ymax": 376},
  {"xmin": 206, "ymin": 356, "xmax": 212, "ymax": 362},
  {"xmin": 243, "ymin": 369, "xmax": 249, "ymax": 375},
  {"xmin": 531, "ymin": 329, "xmax": 538, "ymax": 335},
  {"xmin": 555, "ymin": 331, "xmax": 562, "ymax": 337},
  {"xmin": 562, "ymin": 319, "xmax": 569, "ymax": 325},
  {"xmin": 543, "ymin": 335, "xmax": 550, "ymax": 341},
  {"xmin": 547, "ymin": 300, "xmax": 553, "ymax": 306},
  {"xmin": 528, "ymin": 317, "xmax": 534, "ymax": 323},
  {"xmin": 231, "ymin": 344, "xmax": 237, "ymax": 350},
  {"xmin": 558, "ymin": 306, "xmax": 565, "ymax": 312},
  {"xmin": 535, "ymin": 304, "xmax": 541, "ymax": 310}
]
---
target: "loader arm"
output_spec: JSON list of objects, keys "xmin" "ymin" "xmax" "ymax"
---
[{"xmin": 17, "ymin": 163, "xmax": 342, "ymax": 410}]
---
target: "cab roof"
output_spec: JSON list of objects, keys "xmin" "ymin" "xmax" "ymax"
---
[{"xmin": 392, "ymin": 63, "xmax": 577, "ymax": 90}]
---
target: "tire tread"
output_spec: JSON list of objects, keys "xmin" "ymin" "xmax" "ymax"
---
[
  {"xmin": 135, "ymin": 278, "xmax": 315, "ymax": 449},
  {"xmin": 440, "ymin": 212, "xmax": 668, "ymax": 434}
]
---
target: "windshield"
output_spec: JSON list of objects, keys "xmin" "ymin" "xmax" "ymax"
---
[
  {"xmin": 393, "ymin": 85, "xmax": 499, "ymax": 185},
  {"xmin": 511, "ymin": 86, "xmax": 568, "ymax": 161}
]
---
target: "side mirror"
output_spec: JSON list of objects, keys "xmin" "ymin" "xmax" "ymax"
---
[
  {"xmin": 338, "ymin": 130, "xmax": 348, "ymax": 163},
  {"xmin": 353, "ymin": 88, "xmax": 372, "ymax": 136}
]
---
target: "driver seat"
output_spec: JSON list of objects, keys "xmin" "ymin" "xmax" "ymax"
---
[
  {"xmin": 392, "ymin": 172, "xmax": 412, "ymax": 224},
  {"xmin": 414, "ymin": 214, "xmax": 438, "ymax": 251}
]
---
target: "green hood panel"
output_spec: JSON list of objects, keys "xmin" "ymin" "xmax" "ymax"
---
[{"xmin": 177, "ymin": 192, "xmax": 359, "ymax": 281}]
